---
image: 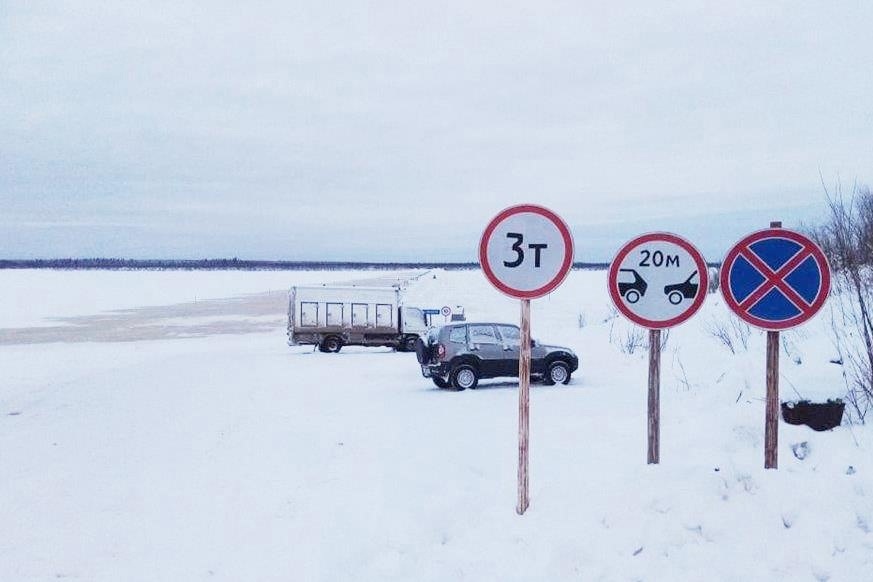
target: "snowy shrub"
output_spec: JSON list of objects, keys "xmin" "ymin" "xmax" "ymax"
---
[
  {"xmin": 619, "ymin": 328, "xmax": 645, "ymax": 354},
  {"xmin": 705, "ymin": 316, "xmax": 751, "ymax": 354},
  {"xmin": 812, "ymin": 183, "xmax": 873, "ymax": 423}
]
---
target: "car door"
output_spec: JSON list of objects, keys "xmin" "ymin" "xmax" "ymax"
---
[
  {"xmin": 466, "ymin": 324, "xmax": 504, "ymax": 378},
  {"xmin": 495, "ymin": 324, "xmax": 522, "ymax": 377}
]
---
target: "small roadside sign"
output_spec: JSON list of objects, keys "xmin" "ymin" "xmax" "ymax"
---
[
  {"xmin": 608, "ymin": 233, "xmax": 709, "ymax": 329},
  {"xmin": 479, "ymin": 204, "xmax": 574, "ymax": 300},
  {"xmin": 720, "ymin": 228, "xmax": 830, "ymax": 331},
  {"xmin": 441, "ymin": 305, "xmax": 452, "ymax": 321}
]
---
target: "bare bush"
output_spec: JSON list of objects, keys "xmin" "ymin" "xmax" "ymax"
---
[
  {"xmin": 706, "ymin": 316, "xmax": 752, "ymax": 354},
  {"xmin": 811, "ymin": 183, "xmax": 873, "ymax": 423},
  {"xmin": 619, "ymin": 327, "xmax": 646, "ymax": 354}
]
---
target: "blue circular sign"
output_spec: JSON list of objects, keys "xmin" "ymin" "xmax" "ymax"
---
[{"xmin": 720, "ymin": 228, "xmax": 831, "ymax": 331}]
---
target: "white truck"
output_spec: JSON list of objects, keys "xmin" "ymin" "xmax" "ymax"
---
[{"xmin": 287, "ymin": 285, "xmax": 433, "ymax": 353}]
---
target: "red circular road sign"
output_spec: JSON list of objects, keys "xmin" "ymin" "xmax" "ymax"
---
[
  {"xmin": 479, "ymin": 205, "xmax": 574, "ymax": 299},
  {"xmin": 608, "ymin": 233, "xmax": 709, "ymax": 329},
  {"xmin": 720, "ymin": 228, "xmax": 831, "ymax": 331}
]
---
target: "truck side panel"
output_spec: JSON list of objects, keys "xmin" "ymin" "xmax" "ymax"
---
[{"xmin": 287, "ymin": 286, "xmax": 410, "ymax": 348}]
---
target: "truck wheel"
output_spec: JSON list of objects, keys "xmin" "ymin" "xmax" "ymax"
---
[
  {"xmin": 432, "ymin": 377, "xmax": 450, "ymax": 389},
  {"xmin": 544, "ymin": 361, "xmax": 571, "ymax": 385},
  {"xmin": 320, "ymin": 336, "xmax": 343, "ymax": 353},
  {"xmin": 404, "ymin": 336, "xmax": 418, "ymax": 353},
  {"xmin": 451, "ymin": 364, "xmax": 478, "ymax": 391}
]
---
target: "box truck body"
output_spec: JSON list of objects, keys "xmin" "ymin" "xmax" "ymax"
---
[{"xmin": 287, "ymin": 285, "xmax": 430, "ymax": 352}]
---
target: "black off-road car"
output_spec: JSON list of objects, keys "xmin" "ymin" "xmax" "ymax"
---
[{"xmin": 415, "ymin": 322, "xmax": 579, "ymax": 390}]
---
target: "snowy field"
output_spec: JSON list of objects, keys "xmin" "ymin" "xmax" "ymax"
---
[{"xmin": 1, "ymin": 268, "xmax": 871, "ymax": 581}]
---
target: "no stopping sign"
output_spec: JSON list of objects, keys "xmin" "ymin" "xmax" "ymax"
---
[{"xmin": 479, "ymin": 205, "xmax": 574, "ymax": 299}]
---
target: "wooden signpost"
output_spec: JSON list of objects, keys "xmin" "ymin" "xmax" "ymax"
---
[
  {"xmin": 720, "ymin": 223, "xmax": 831, "ymax": 469},
  {"xmin": 479, "ymin": 204, "xmax": 574, "ymax": 514},
  {"xmin": 608, "ymin": 233, "xmax": 709, "ymax": 464}
]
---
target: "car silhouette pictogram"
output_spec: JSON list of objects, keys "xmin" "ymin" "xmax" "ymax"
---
[
  {"xmin": 618, "ymin": 269, "xmax": 648, "ymax": 304},
  {"xmin": 664, "ymin": 271, "xmax": 699, "ymax": 305}
]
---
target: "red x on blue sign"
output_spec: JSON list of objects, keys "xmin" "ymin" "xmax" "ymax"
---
[{"xmin": 720, "ymin": 229, "xmax": 831, "ymax": 330}]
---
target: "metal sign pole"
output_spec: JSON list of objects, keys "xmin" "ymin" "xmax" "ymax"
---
[
  {"xmin": 517, "ymin": 298, "xmax": 531, "ymax": 515},
  {"xmin": 765, "ymin": 220, "xmax": 782, "ymax": 469},
  {"xmin": 648, "ymin": 328, "xmax": 661, "ymax": 464}
]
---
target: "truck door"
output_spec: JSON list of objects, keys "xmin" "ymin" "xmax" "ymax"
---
[
  {"xmin": 326, "ymin": 303, "xmax": 343, "ymax": 327},
  {"xmin": 401, "ymin": 307, "xmax": 427, "ymax": 334},
  {"xmin": 351, "ymin": 303, "xmax": 369, "ymax": 328},
  {"xmin": 375, "ymin": 303, "xmax": 393, "ymax": 329},
  {"xmin": 300, "ymin": 302, "xmax": 319, "ymax": 327}
]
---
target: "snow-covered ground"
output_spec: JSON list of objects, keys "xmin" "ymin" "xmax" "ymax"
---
[{"xmin": 1, "ymin": 269, "xmax": 871, "ymax": 581}]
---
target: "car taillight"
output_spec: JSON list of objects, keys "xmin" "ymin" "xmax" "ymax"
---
[{"xmin": 437, "ymin": 344, "xmax": 446, "ymax": 360}]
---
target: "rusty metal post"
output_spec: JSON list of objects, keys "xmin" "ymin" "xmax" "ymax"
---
[
  {"xmin": 517, "ymin": 299, "xmax": 531, "ymax": 514},
  {"xmin": 648, "ymin": 328, "xmax": 661, "ymax": 464}
]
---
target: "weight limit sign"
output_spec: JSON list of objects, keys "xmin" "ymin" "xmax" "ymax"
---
[
  {"xmin": 608, "ymin": 233, "xmax": 709, "ymax": 329},
  {"xmin": 479, "ymin": 205, "xmax": 574, "ymax": 300},
  {"xmin": 479, "ymin": 204, "xmax": 574, "ymax": 516}
]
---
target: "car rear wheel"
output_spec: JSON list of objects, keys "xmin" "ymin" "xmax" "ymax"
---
[
  {"xmin": 432, "ymin": 377, "xmax": 450, "ymax": 389},
  {"xmin": 451, "ymin": 364, "xmax": 478, "ymax": 391},
  {"xmin": 545, "ymin": 361, "xmax": 571, "ymax": 385}
]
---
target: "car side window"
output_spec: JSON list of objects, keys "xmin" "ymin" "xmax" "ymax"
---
[
  {"xmin": 469, "ymin": 325, "xmax": 499, "ymax": 345},
  {"xmin": 449, "ymin": 326, "xmax": 467, "ymax": 344},
  {"xmin": 496, "ymin": 325, "xmax": 520, "ymax": 346}
]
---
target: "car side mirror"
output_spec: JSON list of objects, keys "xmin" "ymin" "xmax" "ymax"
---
[{"xmin": 530, "ymin": 339, "xmax": 537, "ymax": 348}]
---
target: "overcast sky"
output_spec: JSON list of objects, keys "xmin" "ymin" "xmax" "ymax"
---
[{"xmin": 2, "ymin": 1, "xmax": 871, "ymax": 262}]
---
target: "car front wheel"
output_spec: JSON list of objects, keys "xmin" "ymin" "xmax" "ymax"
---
[
  {"xmin": 451, "ymin": 364, "xmax": 479, "ymax": 391},
  {"xmin": 545, "ymin": 361, "xmax": 571, "ymax": 385}
]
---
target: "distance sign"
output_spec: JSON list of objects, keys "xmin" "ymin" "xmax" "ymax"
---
[
  {"xmin": 720, "ymin": 228, "xmax": 830, "ymax": 331},
  {"xmin": 479, "ymin": 205, "xmax": 574, "ymax": 299},
  {"xmin": 608, "ymin": 233, "xmax": 709, "ymax": 329}
]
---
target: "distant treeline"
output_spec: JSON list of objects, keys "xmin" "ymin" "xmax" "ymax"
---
[{"xmin": 0, "ymin": 258, "xmax": 613, "ymax": 271}]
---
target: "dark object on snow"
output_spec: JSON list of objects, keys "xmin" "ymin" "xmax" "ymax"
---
[
  {"xmin": 790, "ymin": 441, "xmax": 810, "ymax": 460},
  {"xmin": 781, "ymin": 399, "xmax": 845, "ymax": 431}
]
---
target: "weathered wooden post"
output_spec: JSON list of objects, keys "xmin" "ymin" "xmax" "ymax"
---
[
  {"xmin": 517, "ymin": 298, "xmax": 531, "ymax": 513},
  {"xmin": 648, "ymin": 328, "xmax": 661, "ymax": 464},
  {"xmin": 764, "ymin": 221, "xmax": 782, "ymax": 469}
]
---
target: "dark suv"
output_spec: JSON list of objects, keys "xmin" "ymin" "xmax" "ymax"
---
[{"xmin": 415, "ymin": 322, "xmax": 579, "ymax": 390}]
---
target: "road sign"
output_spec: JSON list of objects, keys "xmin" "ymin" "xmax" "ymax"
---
[
  {"xmin": 608, "ymin": 233, "xmax": 709, "ymax": 329},
  {"xmin": 479, "ymin": 204, "xmax": 574, "ymax": 516},
  {"xmin": 441, "ymin": 305, "xmax": 452, "ymax": 317},
  {"xmin": 479, "ymin": 205, "xmax": 574, "ymax": 300},
  {"xmin": 720, "ymin": 228, "xmax": 831, "ymax": 331}
]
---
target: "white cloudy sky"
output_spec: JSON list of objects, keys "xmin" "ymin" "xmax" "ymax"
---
[{"xmin": 1, "ymin": 1, "xmax": 871, "ymax": 261}]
